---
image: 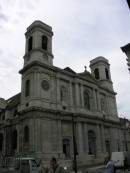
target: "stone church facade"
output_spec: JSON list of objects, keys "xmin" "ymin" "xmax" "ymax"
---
[{"xmin": 0, "ymin": 21, "xmax": 130, "ymax": 166}]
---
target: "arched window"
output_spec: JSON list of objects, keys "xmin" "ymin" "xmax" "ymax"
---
[
  {"xmin": 42, "ymin": 35, "xmax": 48, "ymax": 50},
  {"xmin": 2, "ymin": 115, "xmax": 5, "ymax": 121},
  {"xmin": 14, "ymin": 110, "xmax": 17, "ymax": 117},
  {"xmin": 105, "ymin": 68, "xmax": 109, "ymax": 79},
  {"xmin": 12, "ymin": 130, "xmax": 17, "ymax": 149},
  {"xmin": 62, "ymin": 139, "xmax": 70, "ymax": 157},
  {"xmin": 88, "ymin": 130, "xmax": 96, "ymax": 156},
  {"xmin": 28, "ymin": 36, "xmax": 33, "ymax": 52},
  {"xmin": 83, "ymin": 91, "xmax": 90, "ymax": 109},
  {"xmin": 94, "ymin": 68, "xmax": 100, "ymax": 79},
  {"xmin": 0, "ymin": 133, "xmax": 3, "ymax": 151},
  {"xmin": 25, "ymin": 80, "xmax": 30, "ymax": 97},
  {"xmin": 24, "ymin": 126, "xmax": 29, "ymax": 143}
]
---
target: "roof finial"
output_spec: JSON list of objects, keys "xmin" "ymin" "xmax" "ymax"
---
[{"xmin": 84, "ymin": 66, "xmax": 87, "ymax": 72}]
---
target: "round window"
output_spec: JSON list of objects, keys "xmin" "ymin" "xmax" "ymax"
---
[{"xmin": 41, "ymin": 80, "xmax": 49, "ymax": 91}]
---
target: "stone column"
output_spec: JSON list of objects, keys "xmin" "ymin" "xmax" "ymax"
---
[
  {"xmin": 34, "ymin": 118, "xmax": 38, "ymax": 151},
  {"xmin": 74, "ymin": 83, "xmax": 79, "ymax": 106},
  {"xmin": 57, "ymin": 120, "xmax": 62, "ymax": 153},
  {"xmin": 34, "ymin": 71, "xmax": 37, "ymax": 98},
  {"xmin": 93, "ymin": 88, "xmax": 97, "ymax": 110},
  {"xmin": 52, "ymin": 120, "xmax": 57, "ymax": 152},
  {"xmin": 105, "ymin": 95, "xmax": 109, "ymax": 115},
  {"xmin": 96, "ymin": 90, "xmax": 101, "ymax": 110},
  {"xmin": 84, "ymin": 123, "xmax": 89, "ymax": 153},
  {"xmin": 21, "ymin": 78, "xmax": 24, "ymax": 101},
  {"xmin": 118, "ymin": 128, "xmax": 122, "ymax": 151},
  {"xmin": 51, "ymin": 75, "xmax": 56, "ymax": 102},
  {"xmin": 77, "ymin": 122, "xmax": 84, "ymax": 154},
  {"xmin": 96, "ymin": 125, "xmax": 102, "ymax": 152},
  {"xmin": 110, "ymin": 127, "xmax": 115, "ymax": 151},
  {"xmin": 30, "ymin": 119, "xmax": 35, "ymax": 150},
  {"xmin": 18, "ymin": 124, "xmax": 23, "ymax": 154},
  {"xmin": 37, "ymin": 118, "xmax": 42, "ymax": 152},
  {"xmin": 37, "ymin": 72, "xmax": 41, "ymax": 98},
  {"xmin": 31, "ymin": 118, "xmax": 37, "ymax": 151},
  {"xmin": 101, "ymin": 125, "xmax": 105, "ymax": 152},
  {"xmin": 69, "ymin": 82, "xmax": 73, "ymax": 107},
  {"xmin": 56, "ymin": 78, "xmax": 60, "ymax": 102},
  {"xmin": 16, "ymin": 126, "xmax": 20, "ymax": 155},
  {"xmin": 74, "ymin": 83, "xmax": 80, "ymax": 107},
  {"xmin": 80, "ymin": 84, "xmax": 84, "ymax": 107}
]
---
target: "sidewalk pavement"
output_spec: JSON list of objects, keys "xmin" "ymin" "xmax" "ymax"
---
[
  {"xmin": 67, "ymin": 164, "xmax": 105, "ymax": 173},
  {"xmin": 67, "ymin": 165, "xmax": 130, "ymax": 173}
]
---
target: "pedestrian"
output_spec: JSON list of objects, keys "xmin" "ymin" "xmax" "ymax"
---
[
  {"xmin": 44, "ymin": 166, "xmax": 49, "ymax": 173},
  {"xmin": 37, "ymin": 159, "xmax": 44, "ymax": 173},
  {"xmin": 104, "ymin": 156, "xmax": 115, "ymax": 173},
  {"xmin": 49, "ymin": 157, "xmax": 65, "ymax": 173}
]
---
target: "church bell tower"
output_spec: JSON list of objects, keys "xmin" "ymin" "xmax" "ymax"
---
[
  {"xmin": 89, "ymin": 56, "xmax": 114, "ymax": 91},
  {"xmin": 19, "ymin": 21, "xmax": 54, "ymax": 111},
  {"xmin": 24, "ymin": 20, "xmax": 54, "ymax": 66}
]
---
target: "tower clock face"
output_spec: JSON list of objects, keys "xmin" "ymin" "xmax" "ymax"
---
[{"xmin": 41, "ymin": 80, "xmax": 49, "ymax": 91}]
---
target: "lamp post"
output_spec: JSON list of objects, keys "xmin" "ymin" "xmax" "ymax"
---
[{"xmin": 72, "ymin": 114, "xmax": 77, "ymax": 173}]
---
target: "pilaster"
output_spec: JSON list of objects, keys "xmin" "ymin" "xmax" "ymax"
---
[
  {"xmin": 75, "ymin": 83, "xmax": 80, "ymax": 107},
  {"xmin": 95, "ymin": 90, "xmax": 100, "ymax": 110},
  {"xmin": 69, "ymin": 82, "xmax": 73, "ymax": 107},
  {"xmin": 56, "ymin": 78, "xmax": 60, "ymax": 103},
  {"xmin": 77, "ymin": 122, "xmax": 84, "ymax": 154},
  {"xmin": 84, "ymin": 123, "xmax": 89, "ymax": 153},
  {"xmin": 37, "ymin": 118, "xmax": 42, "ymax": 152},
  {"xmin": 81, "ymin": 84, "xmax": 84, "ymax": 107},
  {"xmin": 52, "ymin": 120, "xmax": 58, "ymax": 152},
  {"xmin": 57, "ymin": 120, "xmax": 62, "ymax": 153},
  {"xmin": 101, "ymin": 125, "xmax": 105, "ymax": 152},
  {"xmin": 93, "ymin": 88, "xmax": 97, "ymax": 110},
  {"xmin": 37, "ymin": 72, "xmax": 41, "ymax": 98},
  {"xmin": 96, "ymin": 125, "xmax": 102, "ymax": 152}
]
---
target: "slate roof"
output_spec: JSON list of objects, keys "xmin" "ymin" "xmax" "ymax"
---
[
  {"xmin": 6, "ymin": 93, "xmax": 21, "ymax": 109},
  {"xmin": 121, "ymin": 43, "xmax": 130, "ymax": 52}
]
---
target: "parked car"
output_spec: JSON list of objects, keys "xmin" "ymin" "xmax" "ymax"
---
[{"xmin": 15, "ymin": 157, "xmax": 43, "ymax": 173}]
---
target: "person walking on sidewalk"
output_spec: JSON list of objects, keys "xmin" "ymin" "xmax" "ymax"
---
[
  {"xmin": 49, "ymin": 157, "xmax": 65, "ymax": 173},
  {"xmin": 104, "ymin": 156, "xmax": 115, "ymax": 173}
]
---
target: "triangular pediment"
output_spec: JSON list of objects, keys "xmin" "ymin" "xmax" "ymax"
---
[
  {"xmin": 63, "ymin": 67, "xmax": 76, "ymax": 74},
  {"xmin": 6, "ymin": 93, "xmax": 21, "ymax": 108},
  {"xmin": 78, "ymin": 71, "xmax": 98, "ymax": 85}
]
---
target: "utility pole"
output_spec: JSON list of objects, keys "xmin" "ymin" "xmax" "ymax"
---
[{"xmin": 72, "ymin": 113, "xmax": 77, "ymax": 173}]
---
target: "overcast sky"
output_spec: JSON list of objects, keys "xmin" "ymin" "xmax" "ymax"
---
[{"xmin": 0, "ymin": 0, "xmax": 130, "ymax": 119}]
